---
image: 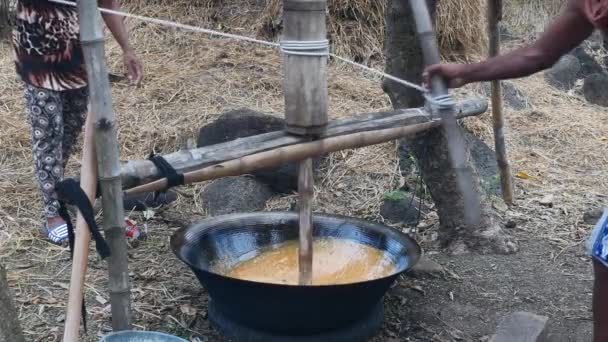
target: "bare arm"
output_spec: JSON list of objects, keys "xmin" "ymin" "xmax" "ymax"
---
[
  {"xmin": 98, "ymin": 0, "xmax": 132, "ymax": 52},
  {"xmin": 98, "ymin": 0, "xmax": 143, "ymax": 84},
  {"xmin": 425, "ymin": 0, "xmax": 594, "ymax": 87}
]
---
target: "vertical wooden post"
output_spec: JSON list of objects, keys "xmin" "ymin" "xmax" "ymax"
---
[
  {"xmin": 488, "ymin": 0, "xmax": 514, "ymax": 204},
  {"xmin": 76, "ymin": 0, "xmax": 132, "ymax": 331},
  {"xmin": 408, "ymin": 0, "xmax": 481, "ymax": 226},
  {"xmin": 282, "ymin": 0, "xmax": 328, "ymax": 285}
]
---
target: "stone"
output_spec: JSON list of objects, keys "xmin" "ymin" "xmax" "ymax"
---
[
  {"xmin": 481, "ymin": 81, "xmax": 531, "ymax": 111},
  {"xmin": 584, "ymin": 208, "xmax": 605, "ymax": 224},
  {"xmin": 544, "ymin": 55, "xmax": 581, "ymax": 90},
  {"xmin": 583, "ymin": 73, "xmax": 608, "ymax": 107},
  {"xmin": 463, "ymin": 128, "xmax": 501, "ymax": 197},
  {"xmin": 539, "ymin": 194, "xmax": 554, "ymax": 207},
  {"xmin": 197, "ymin": 108, "xmax": 323, "ymax": 193},
  {"xmin": 569, "ymin": 47, "xmax": 603, "ymax": 78},
  {"xmin": 202, "ymin": 176, "xmax": 274, "ymax": 216},
  {"xmin": 409, "ymin": 256, "xmax": 444, "ymax": 277},
  {"xmin": 490, "ymin": 312, "xmax": 549, "ymax": 342},
  {"xmin": 397, "ymin": 140, "xmax": 416, "ymax": 176},
  {"xmin": 380, "ymin": 191, "xmax": 429, "ymax": 225}
]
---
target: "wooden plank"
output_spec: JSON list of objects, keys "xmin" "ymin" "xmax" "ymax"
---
[
  {"xmin": 125, "ymin": 120, "xmax": 442, "ymax": 195},
  {"xmin": 118, "ymin": 97, "xmax": 487, "ymax": 189}
]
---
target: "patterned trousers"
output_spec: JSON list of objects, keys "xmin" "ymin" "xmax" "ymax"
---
[{"xmin": 23, "ymin": 84, "xmax": 89, "ymax": 218}]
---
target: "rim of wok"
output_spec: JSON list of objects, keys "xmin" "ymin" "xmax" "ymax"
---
[{"xmin": 170, "ymin": 211, "xmax": 422, "ymax": 287}]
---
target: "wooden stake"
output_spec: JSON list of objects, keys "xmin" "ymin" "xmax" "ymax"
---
[
  {"xmin": 62, "ymin": 114, "xmax": 96, "ymax": 342},
  {"xmin": 76, "ymin": 0, "xmax": 131, "ymax": 331},
  {"xmin": 125, "ymin": 120, "xmax": 440, "ymax": 195},
  {"xmin": 488, "ymin": 0, "xmax": 514, "ymax": 204},
  {"xmin": 408, "ymin": 0, "xmax": 481, "ymax": 226},
  {"xmin": 282, "ymin": 0, "xmax": 328, "ymax": 285},
  {"xmin": 298, "ymin": 158, "xmax": 314, "ymax": 285}
]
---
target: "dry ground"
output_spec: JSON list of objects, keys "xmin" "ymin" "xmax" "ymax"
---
[{"xmin": 0, "ymin": 2, "xmax": 607, "ymax": 341}]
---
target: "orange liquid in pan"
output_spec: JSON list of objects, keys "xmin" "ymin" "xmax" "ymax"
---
[{"xmin": 219, "ymin": 239, "xmax": 396, "ymax": 285}]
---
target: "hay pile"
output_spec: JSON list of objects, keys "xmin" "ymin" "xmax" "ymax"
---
[
  {"xmin": 257, "ymin": 0, "xmax": 487, "ymax": 62},
  {"xmin": 503, "ymin": 0, "xmax": 565, "ymax": 37}
]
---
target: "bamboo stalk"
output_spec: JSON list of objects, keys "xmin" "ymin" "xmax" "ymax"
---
[
  {"xmin": 488, "ymin": 0, "xmax": 514, "ymax": 205},
  {"xmin": 298, "ymin": 158, "xmax": 314, "ymax": 286},
  {"xmin": 62, "ymin": 114, "xmax": 97, "ymax": 342},
  {"xmin": 408, "ymin": 0, "xmax": 481, "ymax": 226},
  {"xmin": 76, "ymin": 0, "xmax": 131, "ymax": 331},
  {"xmin": 117, "ymin": 98, "xmax": 486, "ymax": 190},
  {"xmin": 125, "ymin": 120, "xmax": 440, "ymax": 195}
]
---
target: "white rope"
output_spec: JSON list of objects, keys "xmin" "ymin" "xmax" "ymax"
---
[
  {"xmin": 48, "ymin": 0, "xmax": 454, "ymax": 107},
  {"xmin": 48, "ymin": 0, "xmax": 280, "ymax": 48},
  {"xmin": 280, "ymin": 40, "xmax": 329, "ymax": 57}
]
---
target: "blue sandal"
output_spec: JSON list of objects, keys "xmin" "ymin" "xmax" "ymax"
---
[{"xmin": 43, "ymin": 223, "xmax": 69, "ymax": 245}]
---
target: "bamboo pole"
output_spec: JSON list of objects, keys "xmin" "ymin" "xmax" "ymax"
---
[
  {"xmin": 62, "ymin": 114, "xmax": 97, "ymax": 342},
  {"xmin": 76, "ymin": 0, "xmax": 131, "ymax": 331},
  {"xmin": 488, "ymin": 0, "xmax": 514, "ymax": 205},
  {"xmin": 408, "ymin": 0, "xmax": 481, "ymax": 226},
  {"xmin": 125, "ymin": 120, "xmax": 440, "ymax": 195},
  {"xmin": 282, "ymin": 0, "xmax": 328, "ymax": 285},
  {"xmin": 117, "ymin": 98, "xmax": 487, "ymax": 190},
  {"xmin": 298, "ymin": 158, "xmax": 314, "ymax": 285}
]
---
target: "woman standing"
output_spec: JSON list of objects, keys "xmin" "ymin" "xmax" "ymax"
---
[{"xmin": 13, "ymin": 0, "xmax": 143, "ymax": 244}]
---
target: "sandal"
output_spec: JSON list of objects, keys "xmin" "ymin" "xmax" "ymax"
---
[{"xmin": 43, "ymin": 223, "xmax": 69, "ymax": 245}]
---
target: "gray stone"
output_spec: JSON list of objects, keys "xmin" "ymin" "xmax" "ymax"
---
[
  {"xmin": 397, "ymin": 140, "xmax": 416, "ymax": 176},
  {"xmin": 584, "ymin": 208, "xmax": 604, "ymax": 224},
  {"xmin": 202, "ymin": 176, "xmax": 274, "ymax": 216},
  {"xmin": 380, "ymin": 191, "xmax": 429, "ymax": 225},
  {"xmin": 481, "ymin": 81, "xmax": 531, "ymax": 111},
  {"xmin": 583, "ymin": 73, "xmax": 608, "ymax": 107},
  {"xmin": 544, "ymin": 55, "xmax": 581, "ymax": 90},
  {"xmin": 569, "ymin": 47, "xmax": 603, "ymax": 78},
  {"xmin": 490, "ymin": 312, "xmax": 549, "ymax": 342},
  {"xmin": 409, "ymin": 256, "xmax": 444, "ymax": 277},
  {"xmin": 197, "ymin": 108, "xmax": 323, "ymax": 193}
]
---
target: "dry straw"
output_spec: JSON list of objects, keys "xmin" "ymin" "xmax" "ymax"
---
[{"xmin": 256, "ymin": 0, "xmax": 487, "ymax": 62}]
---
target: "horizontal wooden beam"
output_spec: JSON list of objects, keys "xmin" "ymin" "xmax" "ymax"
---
[{"xmin": 119, "ymin": 97, "xmax": 487, "ymax": 190}]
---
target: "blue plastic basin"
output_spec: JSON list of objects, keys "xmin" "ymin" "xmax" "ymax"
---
[{"xmin": 100, "ymin": 331, "xmax": 188, "ymax": 342}]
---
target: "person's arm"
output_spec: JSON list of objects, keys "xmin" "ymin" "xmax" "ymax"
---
[
  {"xmin": 425, "ymin": 0, "xmax": 594, "ymax": 88},
  {"xmin": 98, "ymin": 0, "xmax": 143, "ymax": 85}
]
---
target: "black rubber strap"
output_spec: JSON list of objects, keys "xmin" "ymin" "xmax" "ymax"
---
[
  {"xmin": 55, "ymin": 178, "xmax": 111, "ymax": 259},
  {"xmin": 56, "ymin": 178, "xmax": 111, "ymax": 334},
  {"xmin": 148, "ymin": 153, "xmax": 185, "ymax": 190}
]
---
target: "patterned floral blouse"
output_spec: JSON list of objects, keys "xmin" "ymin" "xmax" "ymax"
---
[{"xmin": 12, "ymin": 0, "xmax": 87, "ymax": 91}]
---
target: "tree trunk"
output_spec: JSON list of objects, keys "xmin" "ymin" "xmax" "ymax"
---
[
  {"xmin": 0, "ymin": 265, "xmax": 25, "ymax": 342},
  {"xmin": 383, "ymin": 0, "xmax": 517, "ymax": 254}
]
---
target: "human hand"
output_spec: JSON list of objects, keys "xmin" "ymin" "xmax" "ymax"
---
[
  {"xmin": 423, "ymin": 63, "xmax": 468, "ymax": 89},
  {"xmin": 123, "ymin": 50, "xmax": 143, "ymax": 86}
]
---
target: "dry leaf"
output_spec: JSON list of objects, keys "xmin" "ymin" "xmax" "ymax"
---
[
  {"xmin": 180, "ymin": 303, "xmax": 197, "ymax": 316},
  {"xmin": 515, "ymin": 171, "xmax": 537, "ymax": 180}
]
